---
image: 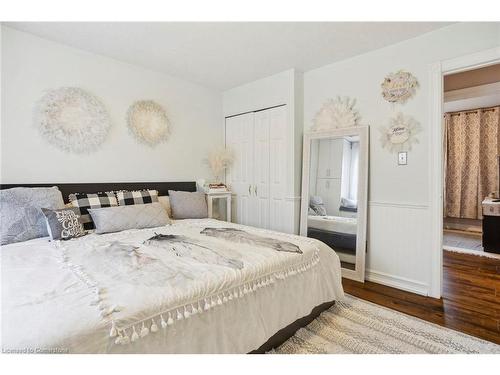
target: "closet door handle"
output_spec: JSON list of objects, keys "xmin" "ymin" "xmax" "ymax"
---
[
  {"xmin": 254, "ymin": 185, "xmax": 258, "ymax": 196},
  {"xmin": 248, "ymin": 185, "xmax": 252, "ymax": 195}
]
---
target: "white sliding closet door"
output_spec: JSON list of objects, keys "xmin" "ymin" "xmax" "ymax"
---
[
  {"xmin": 225, "ymin": 105, "xmax": 287, "ymax": 231},
  {"xmin": 268, "ymin": 106, "xmax": 287, "ymax": 232},
  {"xmin": 253, "ymin": 110, "xmax": 271, "ymax": 229},
  {"xmin": 225, "ymin": 112, "xmax": 254, "ymax": 226}
]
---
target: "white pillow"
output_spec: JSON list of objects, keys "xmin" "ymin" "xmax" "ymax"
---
[
  {"xmin": 158, "ymin": 196, "xmax": 173, "ymax": 218},
  {"xmin": 340, "ymin": 197, "xmax": 357, "ymax": 209},
  {"xmin": 168, "ymin": 190, "xmax": 208, "ymax": 219},
  {"xmin": 88, "ymin": 202, "xmax": 170, "ymax": 234}
]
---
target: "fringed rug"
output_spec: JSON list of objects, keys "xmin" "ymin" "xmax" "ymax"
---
[{"xmin": 271, "ymin": 295, "xmax": 500, "ymax": 354}]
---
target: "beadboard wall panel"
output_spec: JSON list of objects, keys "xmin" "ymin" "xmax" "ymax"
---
[{"xmin": 367, "ymin": 202, "xmax": 431, "ymax": 295}]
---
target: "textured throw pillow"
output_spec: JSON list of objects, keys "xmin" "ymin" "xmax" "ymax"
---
[
  {"xmin": 308, "ymin": 207, "xmax": 318, "ymax": 215},
  {"xmin": 68, "ymin": 192, "xmax": 118, "ymax": 230},
  {"xmin": 0, "ymin": 186, "xmax": 64, "ymax": 245},
  {"xmin": 168, "ymin": 190, "xmax": 208, "ymax": 219},
  {"xmin": 41, "ymin": 207, "xmax": 86, "ymax": 241},
  {"xmin": 116, "ymin": 189, "xmax": 159, "ymax": 206},
  {"xmin": 88, "ymin": 202, "xmax": 170, "ymax": 234}
]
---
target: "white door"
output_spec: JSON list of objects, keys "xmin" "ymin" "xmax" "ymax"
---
[
  {"xmin": 226, "ymin": 105, "xmax": 287, "ymax": 231},
  {"xmin": 253, "ymin": 110, "xmax": 271, "ymax": 229},
  {"xmin": 317, "ymin": 139, "xmax": 331, "ymax": 178},
  {"xmin": 225, "ymin": 112, "xmax": 254, "ymax": 226},
  {"xmin": 316, "ymin": 178, "xmax": 341, "ymax": 216},
  {"xmin": 329, "ymin": 138, "xmax": 344, "ymax": 179},
  {"xmin": 268, "ymin": 106, "xmax": 288, "ymax": 232}
]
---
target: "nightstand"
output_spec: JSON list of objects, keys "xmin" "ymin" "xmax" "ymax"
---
[
  {"xmin": 206, "ymin": 191, "xmax": 232, "ymax": 222},
  {"xmin": 482, "ymin": 197, "xmax": 500, "ymax": 254}
]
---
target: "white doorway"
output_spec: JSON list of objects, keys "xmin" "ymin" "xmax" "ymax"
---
[{"xmin": 428, "ymin": 47, "xmax": 500, "ymax": 298}]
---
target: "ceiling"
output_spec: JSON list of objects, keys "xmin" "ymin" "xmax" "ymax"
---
[{"xmin": 7, "ymin": 22, "xmax": 451, "ymax": 90}]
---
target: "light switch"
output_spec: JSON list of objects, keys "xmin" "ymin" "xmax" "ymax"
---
[{"xmin": 398, "ymin": 152, "xmax": 407, "ymax": 165}]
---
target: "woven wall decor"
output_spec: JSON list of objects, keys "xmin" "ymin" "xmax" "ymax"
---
[
  {"xmin": 127, "ymin": 100, "xmax": 170, "ymax": 146},
  {"xmin": 311, "ymin": 96, "xmax": 361, "ymax": 131},
  {"xmin": 36, "ymin": 87, "xmax": 111, "ymax": 153},
  {"xmin": 379, "ymin": 112, "xmax": 421, "ymax": 153},
  {"xmin": 381, "ymin": 70, "xmax": 419, "ymax": 104}
]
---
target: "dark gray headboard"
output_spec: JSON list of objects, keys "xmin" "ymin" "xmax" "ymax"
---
[{"xmin": 0, "ymin": 181, "xmax": 197, "ymax": 203}]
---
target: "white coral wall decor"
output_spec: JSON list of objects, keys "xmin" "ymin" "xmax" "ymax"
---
[
  {"xmin": 127, "ymin": 100, "xmax": 170, "ymax": 146},
  {"xmin": 311, "ymin": 96, "xmax": 361, "ymax": 131},
  {"xmin": 379, "ymin": 112, "xmax": 421, "ymax": 153},
  {"xmin": 381, "ymin": 70, "xmax": 419, "ymax": 104},
  {"xmin": 36, "ymin": 87, "xmax": 111, "ymax": 153}
]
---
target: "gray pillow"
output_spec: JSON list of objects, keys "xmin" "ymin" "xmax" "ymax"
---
[
  {"xmin": 0, "ymin": 186, "xmax": 64, "ymax": 245},
  {"xmin": 41, "ymin": 207, "xmax": 86, "ymax": 241},
  {"xmin": 309, "ymin": 195, "xmax": 327, "ymax": 216},
  {"xmin": 88, "ymin": 202, "xmax": 170, "ymax": 234},
  {"xmin": 168, "ymin": 190, "xmax": 208, "ymax": 219},
  {"xmin": 340, "ymin": 197, "xmax": 357, "ymax": 209}
]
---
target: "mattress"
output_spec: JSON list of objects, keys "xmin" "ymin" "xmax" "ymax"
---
[
  {"xmin": 307, "ymin": 215, "xmax": 357, "ymax": 235},
  {"xmin": 1, "ymin": 219, "xmax": 343, "ymax": 353}
]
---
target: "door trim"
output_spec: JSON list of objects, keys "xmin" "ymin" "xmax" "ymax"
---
[{"xmin": 428, "ymin": 46, "xmax": 500, "ymax": 298}]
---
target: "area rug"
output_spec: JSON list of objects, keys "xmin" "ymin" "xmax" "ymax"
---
[
  {"xmin": 271, "ymin": 295, "xmax": 500, "ymax": 354},
  {"xmin": 443, "ymin": 231, "xmax": 484, "ymax": 252},
  {"xmin": 443, "ymin": 245, "xmax": 500, "ymax": 260}
]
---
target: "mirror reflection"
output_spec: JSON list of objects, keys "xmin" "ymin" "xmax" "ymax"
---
[{"xmin": 307, "ymin": 136, "xmax": 359, "ymax": 270}]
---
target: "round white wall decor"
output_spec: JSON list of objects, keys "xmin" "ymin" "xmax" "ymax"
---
[
  {"xmin": 379, "ymin": 112, "xmax": 421, "ymax": 152},
  {"xmin": 381, "ymin": 70, "xmax": 419, "ymax": 104},
  {"xmin": 36, "ymin": 87, "xmax": 111, "ymax": 153},
  {"xmin": 127, "ymin": 100, "xmax": 170, "ymax": 146},
  {"xmin": 311, "ymin": 96, "xmax": 361, "ymax": 131}
]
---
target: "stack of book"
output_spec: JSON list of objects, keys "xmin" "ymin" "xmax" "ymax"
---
[{"xmin": 206, "ymin": 183, "xmax": 229, "ymax": 193}]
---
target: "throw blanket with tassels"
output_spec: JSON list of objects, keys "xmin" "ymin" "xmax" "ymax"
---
[{"xmin": 56, "ymin": 219, "xmax": 321, "ymax": 346}]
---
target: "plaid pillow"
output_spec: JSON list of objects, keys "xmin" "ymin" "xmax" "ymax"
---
[
  {"xmin": 116, "ymin": 190, "xmax": 159, "ymax": 206},
  {"xmin": 68, "ymin": 192, "xmax": 118, "ymax": 230}
]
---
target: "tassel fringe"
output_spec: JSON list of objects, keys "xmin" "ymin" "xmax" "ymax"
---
[{"xmin": 111, "ymin": 251, "xmax": 320, "ymax": 346}]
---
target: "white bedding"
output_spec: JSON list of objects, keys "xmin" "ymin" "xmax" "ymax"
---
[
  {"xmin": 307, "ymin": 215, "xmax": 357, "ymax": 235},
  {"xmin": 1, "ymin": 219, "xmax": 343, "ymax": 353}
]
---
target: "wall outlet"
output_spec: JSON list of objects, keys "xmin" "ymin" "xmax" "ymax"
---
[{"xmin": 398, "ymin": 151, "xmax": 407, "ymax": 165}]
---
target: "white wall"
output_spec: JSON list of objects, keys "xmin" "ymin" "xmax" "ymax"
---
[
  {"xmin": 304, "ymin": 22, "xmax": 500, "ymax": 295},
  {"xmin": 223, "ymin": 69, "xmax": 294, "ymax": 117},
  {"xmin": 1, "ymin": 26, "xmax": 222, "ymax": 184}
]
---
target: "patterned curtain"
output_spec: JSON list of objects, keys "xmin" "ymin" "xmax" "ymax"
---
[{"xmin": 444, "ymin": 106, "xmax": 499, "ymax": 220}]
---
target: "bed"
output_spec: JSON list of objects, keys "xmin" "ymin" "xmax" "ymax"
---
[
  {"xmin": 1, "ymin": 182, "xmax": 344, "ymax": 354},
  {"xmin": 307, "ymin": 215, "xmax": 357, "ymax": 235},
  {"xmin": 307, "ymin": 215, "xmax": 357, "ymax": 254}
]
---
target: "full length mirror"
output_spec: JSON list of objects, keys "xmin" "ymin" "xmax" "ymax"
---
[{"xmin": 300, "ymin": 126, "xmax": 369, "ymax": 282}]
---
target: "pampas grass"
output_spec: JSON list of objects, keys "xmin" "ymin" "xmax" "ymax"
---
[{"xmin": 206, "ymin": 148, "xmax": 234, "ymax": 183}]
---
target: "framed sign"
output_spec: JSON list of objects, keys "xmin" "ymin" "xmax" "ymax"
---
[
  {"xmin": 381, "ymin": 70, "xmax": 418, "ymax": 104},
  {"xmin": 379, "ymin": 112, "xmax": 421, "ymax": 153}
]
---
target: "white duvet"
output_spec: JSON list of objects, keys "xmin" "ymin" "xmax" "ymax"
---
[
  {"xmin": 308, "ymin": 215, "xmax": 357, "ymax": 235},
  {"xmin": 1, "ymin": 219, "xmax": 343, "ymax": 353}
]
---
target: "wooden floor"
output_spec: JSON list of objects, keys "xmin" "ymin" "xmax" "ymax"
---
[{"xmin": 343, "ymin": 250, "xmax": 500, "ymax": 344}]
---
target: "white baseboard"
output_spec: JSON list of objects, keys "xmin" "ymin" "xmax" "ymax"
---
[{"xmin": 365, "ymin": 270, "xmax": 429, "ymax": 297}]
